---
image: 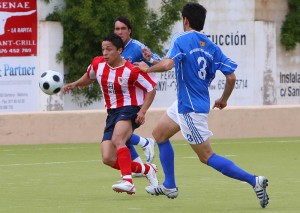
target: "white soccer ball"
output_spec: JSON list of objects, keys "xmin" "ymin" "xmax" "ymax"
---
[{"xmin": 39, "ymin": 70, "xmax": 64, "ymax": 95}]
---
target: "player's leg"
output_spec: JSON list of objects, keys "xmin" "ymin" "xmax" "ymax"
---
[
  {"xmin": 110, "ymin": 119, "xmax": 136, "ymax": 194},
  {"xmin": 112, "ymin": 120, "xmax": 134, "ymax": 177},
  {"xmin": 130, "ymin": 161, "xmax": 158, "ymax": 187},
  {"xmin": 128, "ymin": 142, "xmax": 148, "ymax": 178},
  {"xmin": 101, "ymin": 113, "xmax": 118, "ymax": 168},
  {"xmin": 178, "ymin": 111, "xmax": 256, "ymax": 184},
  {"xmin": 190, "ymin": 140, "xmax": 269, "ymax": 207},
  {"xmin": 153, "ymin": 112, "xmax": 179, "ymax": 189},
  {"xmin": 181, "ymin": 112, "xmax": 269, "ymax": 208},
  {"xmin": 145, "ymin": 102, "xmax": 180, "ymax": 199},
  {"xmin": 101, "ymin": 139, "xmax": 117, "ymax": 167},
  {"xmin": 130, "ymin": 134, "xmax": 156, "ymax": 163},
  {"xmin": 128, "ymin": 143, "xmax": 143, "ymax": 164},
  {"xmin": 190, "ymin": 139, "xmax": 257, "ymax": 184},
  {"xmin": 112, "ymin": 119, "xmax": 159, "ymax": 191}
]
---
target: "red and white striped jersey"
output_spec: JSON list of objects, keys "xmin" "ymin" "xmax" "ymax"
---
[{"xmin": 87, "ymin": 56, "xmax": 157, "ymax": 109}]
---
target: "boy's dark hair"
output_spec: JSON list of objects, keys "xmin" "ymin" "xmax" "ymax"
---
[
  {"xmin": 182, "ymin": 2, "xmax": 207, "ymax": 31},
  {"xmin": 103, "ymin": 34, "xmax": 124, "ymax": 51},
  {"xmin": 114, "ymin": 16, "xmax": 133, "ymax": 36}
]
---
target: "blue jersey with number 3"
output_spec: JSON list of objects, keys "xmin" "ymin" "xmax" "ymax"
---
[{"xmin": 166, "ymin": 31, "xmax": 238, "ymax": 114}]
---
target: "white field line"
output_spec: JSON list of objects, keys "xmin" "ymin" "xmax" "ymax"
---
[
  {"xmin": 0, "ymin": 160, "xmax": 100, "ymax": 167},
  {"xmin": 0, "ymin": 139, "xmax": 298, "ymax": 167},
  {"xmin": 0, "ymin": 139, "xmax": 299, "ymax": 152},
  {"xmin": 211, "ymin": 139, "xmax": 300, "ymax": 145},
  {"xmin": 183, "ymin": 154, "xmax": 236, "ymax": 159},
  {"xmin": 172, "ymin": 139, "xmax": 300, "ymax": 146},
  {"xmin": 1, "ymin": 147, "xmax": 89, "ymax": 152}
]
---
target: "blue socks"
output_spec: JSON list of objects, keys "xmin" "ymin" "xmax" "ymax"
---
[
  {"xmin": 207, "ymin": 153, "xmax": 256, "ymax": 187},
  {"xmin": 155, "ymin": 141, "xmax": 256, "ymax": 188},
  {"xmin": 130, "ymin": 134, "xmax": 140, "ymax": 146},
  {"xmin": 158, "ymin": 140, "xmax": 176, "ymax": 189},
  {"xmin": 130, "ymin": 134, "xmax": 149, "ymax": 147},
  {"xmin": 129, "ymin": 134, "xmax": 141, "ymax": 161},
  {"xmin": 129, "ymin": 144, "xmax": 139, "ymax": 161},
  {"xmin": 129, "ymin": 134, "xmax": 149, "ymax": 161}
]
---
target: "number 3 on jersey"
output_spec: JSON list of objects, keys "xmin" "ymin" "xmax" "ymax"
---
[{"xmin": 197, "ymin": 57, "xmax": 207, "ymax": 80}]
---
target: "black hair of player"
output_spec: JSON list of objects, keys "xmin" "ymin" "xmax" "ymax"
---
[
  {"xmin": 181, "ymin": 2, "xmax": 207, "ymax": 31},
  {"xmin": 114, "ymin": 16, "xmax": 133, "ymax": 36},
  {"xmin": 103, "ymin": 34, "xmax": 125, "ymax": 51}
]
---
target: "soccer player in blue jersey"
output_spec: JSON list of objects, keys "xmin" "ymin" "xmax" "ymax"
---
[
  {"xmin": 135, "ymin": 2, "xmax": 269, "ymax": 208},
  {"xmin": 114, "ymin": 16, "xmax": 161, "ymax": 170}
]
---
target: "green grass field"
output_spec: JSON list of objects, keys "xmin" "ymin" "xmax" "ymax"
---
[{"xmin": 1, "ymin": 137, "xmax": 300, "ymax": 213}]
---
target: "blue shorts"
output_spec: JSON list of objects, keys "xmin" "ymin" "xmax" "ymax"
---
[{"xmin": 102, "ymin": 105, "xmax": 141, "ymax": 141}]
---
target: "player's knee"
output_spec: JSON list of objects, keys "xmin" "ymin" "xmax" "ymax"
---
[
  {"xmin": 198, "ymin": 152, "xmax": 214, "ymax": 164},
  {"xmin": 199, "ymin": 157, "xmax": 208, "ymax": 164},
  {"xmin": 102, "ymin": 156, "xmax": 115, "ymax": 167},
  {"xmin": 111, "ymin": 138, "xmax": 124, "ymax": 149},
  {"xmin": 152, "ymin": 127, "xmax": 167, "ymax": 142}
]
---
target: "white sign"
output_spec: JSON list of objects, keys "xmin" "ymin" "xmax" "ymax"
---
[
  {"xmin": 0, "ymin": 56, "xmax": 38, "ymax": 112},
  {"xmin": 204, "ymin": 21, "xmax": 257, "ymax": 107},
  {"xmin": 152, "ymin": 70, "xmax": 177, "ymax": 107}
]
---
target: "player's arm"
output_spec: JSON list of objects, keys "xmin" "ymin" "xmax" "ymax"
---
[
  {"xmin": 142, "ymin": 48, "xmax": 161, "ymax": 65},
  {"xmin": 213, "ymin": 72, "xmax": 236, "ymax": 110},
  {"xmin": 134, "ymin": 58, "xmax": 174, "ymax": 73},
  {"xmin": 135, "ymin": 89, "xmax": 156, "ymax": 125},
  {"xmin": 62, "ymin": 73, "xmax": 94, "ymax": 94}
]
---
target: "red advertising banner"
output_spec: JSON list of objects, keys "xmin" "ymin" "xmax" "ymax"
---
[{"xmin": 0, "ymin": 0, "xmax": 37, "ymax": 56}]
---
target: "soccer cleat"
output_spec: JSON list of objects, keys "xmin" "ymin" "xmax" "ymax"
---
[
  {"xmin": 253, "ymin": 176, "xmax": 269, "ymax": 208},
  {"xmin": 145, "ymin": 164, "xmax": 159, "ymax": 187},
  {"xmin": 112, "ymin": 180, "xmax": 136, "ymax": 195},
  {"xmin": 143, "ymin": 138, "xmax": 156, "ymax": 163},
  {"xmin": 132, "ymin": 172, "xmax": 146, "ymax": 178},
  {"xmin": 145, "ymin": 184, "xmax": 178, "ymax": 199}
]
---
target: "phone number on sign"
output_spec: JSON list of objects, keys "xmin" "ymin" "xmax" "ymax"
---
[
  {"xmin": 217, "ymin": 79, "xmax": 248, "ymax": 90},
  {"xmin": 0, "ymin": 48, "xmax": 32, "ymax": 54}
]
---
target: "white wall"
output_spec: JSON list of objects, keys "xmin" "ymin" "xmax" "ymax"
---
[
  {"xmin": 38, "ymin": 21, "xmax": 64, "ymax": 111},
  {"xmin": 37, "ymin": 0, "xmax": 65, "ymax": 20},
  {"xmin": 37, "ymin": 0, "xmax": 65, "ymax": 111},
  {"xmin": 2, "ymin": 105, "xmax": 300, "ymax": 145}
]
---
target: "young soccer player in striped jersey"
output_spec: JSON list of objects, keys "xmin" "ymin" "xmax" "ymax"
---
[
  {"xmin": 114, "ymin": 16, "xmax": 161, "ymax": 170},
  {"xmin": 62, "ymin": 34, "xmax": 158, "ymax": 194},
  {"xmin": 135, "ymin": 2, "xmax": 269, "ymax": 208}
]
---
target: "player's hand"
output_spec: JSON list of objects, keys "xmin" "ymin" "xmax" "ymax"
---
[
  {"xmin": 134, "ymin": 61, "xmax": 150, "ymax": 73},
  {"xmin": 142, "ymin": 48, "xmax": 151, "ymax": 61},
  {"xmin": 212, "ymin": 98, "xmax": 227, "ymax": 110},
  {"xmin": 135, "ymin": 111, "xmax": 146, "ymax": 125},
  {"xmin": 62, "ymin": 83, "xmax": 76, "ymax": 94}
]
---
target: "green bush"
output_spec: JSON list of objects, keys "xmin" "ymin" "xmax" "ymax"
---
[{"xmin": 280, "ymin": 0, "xmax": 300, "ymax": 51}]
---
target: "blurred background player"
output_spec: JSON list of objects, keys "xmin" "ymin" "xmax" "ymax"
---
[
  {"xmin": 62, "ymin": 34, "xmax": 158, "ymax": 194},
  {"xmin": 135, "ymin": 2, "xmax": 269, "ymax": 208},
  {"xmin": 114, "ymin": 16, "xmax": 161, "ymax": 175}
]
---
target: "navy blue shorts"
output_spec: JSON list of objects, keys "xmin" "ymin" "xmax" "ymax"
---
[{"xmin": 102, "ymin": 105, "xmax": 141, "ymax": 141}]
